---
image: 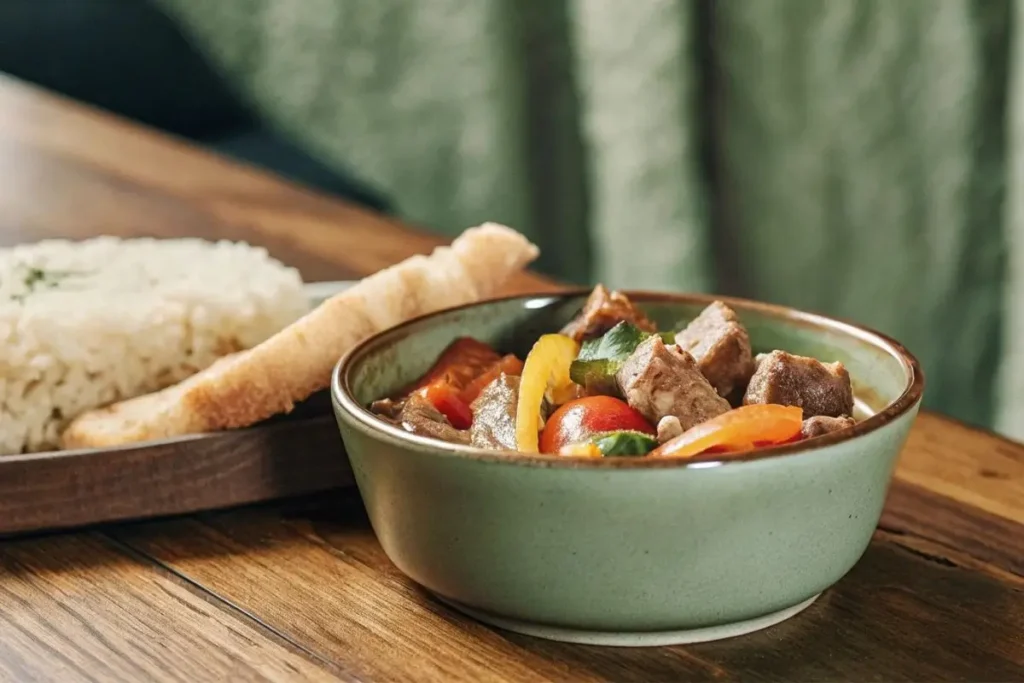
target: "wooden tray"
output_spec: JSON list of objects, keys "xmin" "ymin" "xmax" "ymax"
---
[{"xmin": 0, "ymin": 282, "xmax": 357, "ymax": 536}]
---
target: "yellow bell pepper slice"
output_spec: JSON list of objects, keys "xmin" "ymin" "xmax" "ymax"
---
[
  {"xmin": 515, "ymin": 334, "xmax": 580, "ymax": 452},
  {"xmin": 558, "ymin": 442, "xmax": 603, "ymax": 457}
]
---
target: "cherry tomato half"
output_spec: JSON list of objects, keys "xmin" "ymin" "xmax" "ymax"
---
[
  {"xmin": 417, "ymin": 380, "xmax": 474, "ymax": 430},
  {"xmin": 539, "ymin": 396, "xmax": 655, "ymax": 454}
]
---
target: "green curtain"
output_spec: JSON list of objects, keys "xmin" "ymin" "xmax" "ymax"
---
[{"xmin": 157, "ymin": 0, "xmax": 1022, "ymax": 440}]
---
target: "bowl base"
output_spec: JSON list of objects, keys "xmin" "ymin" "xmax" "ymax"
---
[{"xmin": 433, "ymin": 593, "xmax": 820, "ymax": 647}]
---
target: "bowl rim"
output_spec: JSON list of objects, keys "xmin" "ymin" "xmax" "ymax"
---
[{"xmin": 331, "ymin": 289, "xmax": 925, "ymax": 469}]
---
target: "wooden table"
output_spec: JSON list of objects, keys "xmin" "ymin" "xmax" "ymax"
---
[{"xmin": 0, "ymin": 75, "xmax": 1021, "ymax": 683}]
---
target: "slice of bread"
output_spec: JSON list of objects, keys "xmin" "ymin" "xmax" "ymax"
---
[{"xmin": 61, "ymin": 223, "xmax": 539, "ymax": 448}]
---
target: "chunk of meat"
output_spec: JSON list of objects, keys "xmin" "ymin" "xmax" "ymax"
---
[
  {"xmin": 386, "ymin": 393, "xmax": 471, "ymax": 445},
  {"xmin": 801, "ymin": 415, "xmax": 856, "ymax": 439},
  {"xmin": 469, "ymin": 374, "xmax": 520, "ymax": 450},
  {"xmin": 615, "ymin": 336, "xmax": 730, "ymax": 431},
  {"xmin": 561, "ymin": 284, "xmax": 657, "ymax": 342},
  {"xmin": 675, "ymin": 301, "xmax": 754, "ymax": 398},
  {"xmin": 369, "ymin": 397, "xmax": 403, "ymax": 419},
  {"xmin": 743, "ymin": 350, "xmax": 854, "ymax": 418}
]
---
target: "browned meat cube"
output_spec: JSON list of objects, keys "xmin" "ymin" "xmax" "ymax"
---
[
  {"xmin": 561, "ymin": 284, "xmax": 657, "ymax": 342},
  {"xmin": 801, "ymin": 415, "xmax": 856, "ymax": 439},
  {"xmin": 369, "ymin": 397, "xmax": 403, "ymax": 419},
  {"xmin": 469, "ymin": 374, "xmax": 520, "ymax": 450},
  {"xmin": 615, "ymin": 336, "xmax": 730, "ymax": 430},
  {"xmin": 374, "ymin": 394, "xmax": 471, "ymax": 445},
  {"xmin": 675, "ymin": 301, "xmax": 754, "ymax": 397},
  {"xmin": 743, "ymin": 350, "xmax": 854, "ymax": 418}
]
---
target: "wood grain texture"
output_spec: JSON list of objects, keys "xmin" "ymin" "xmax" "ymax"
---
[
  {"xmin": 0, "ymin": 534, "xmax": 343, "ymax": 683},
  {"xmin": 0, "ymin": 415, "xmax": 349, "ymax": 537},
  {"xmin": 112, "ymin": 488, "xmax": 1024, "ymax": 683},
  {"xmin": 880, "ymin": 480, "xmax": 1024, "ymax": 581},
  {"xmin": 113, "ymin": 498, "xmax": 586, "ymax": 683},
  {"xmin": 895, "ymin": 413, "xmax": 1024, "ymax": 523},
  {"xmin": 0, "ymin": 73, "xmax": 555, "ymax": 294}
]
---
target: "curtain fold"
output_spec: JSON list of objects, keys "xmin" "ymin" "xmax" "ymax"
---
[
  {"xmin": 157, "ymin": 0, "xmax": 1022, "ymax": 438},
  {"xmin": 711, "ymin": 0, "xmax": 1010, "ymax": 430},
  {"xmin": 998, "ymin": 0, "xmax": 1024, "ymax": 441},
  {"xmin": 567, "ymin": 0, "xmax": 712, "ymax": 291}
]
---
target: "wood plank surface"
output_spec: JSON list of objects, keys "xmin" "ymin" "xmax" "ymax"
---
[
  {"xmin": 1, "ymin": 74, "xmax": 1022, "ymax": 682},
  {"xmin": 0, "ymin": 533, "xmax": 343, "ymax": 683},
  {"xmin": 895, "ymin": 413, "xmax": 1024, "ymax": 523},
  {"xmin": 0, "ymin": 73, "xmax": 554, "ymax": 294},
  {"xmin": 880, "ymin": 480, "xmax": 1024, "ymax": 581},
  {"xmin": 111, "ymin": 485, "xmax": 1024, "ymax": 682},
  {"xmin": 112, "ymin": 498, "xmax": 586, "ymax": 683},
  {"xmin": 0, "ymin": 73, "xmax": 431, "ymax": 282}
]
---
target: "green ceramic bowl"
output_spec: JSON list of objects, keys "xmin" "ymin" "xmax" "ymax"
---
[{"xmin": 331, "ymin": 291, "xmax": 924, "ymax": 646}]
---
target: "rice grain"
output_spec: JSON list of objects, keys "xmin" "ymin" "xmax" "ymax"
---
[{"xmin": 0, "ymin": 236, "xmax": 307, "ymax": 453}]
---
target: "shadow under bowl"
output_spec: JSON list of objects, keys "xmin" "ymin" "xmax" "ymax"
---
[{"xmin": 331, "ymin": 291, "xmax": 923, "ymax": 645}]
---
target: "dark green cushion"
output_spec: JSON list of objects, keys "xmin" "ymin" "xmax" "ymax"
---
[
  {"xmin": 0, "ymin": 0, "xmax": 251, "ymax": 138},
  {"xmin": 204, "ymin": 127, "xmax": 391, "ymax": 213},
  {"xmin": 0, "ymin": 0, "xmax": 391, "ymax": 211}
]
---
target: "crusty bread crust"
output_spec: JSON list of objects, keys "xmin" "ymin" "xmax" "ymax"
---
[{"xmin": 61, "ymin": 223, "xmax": 539, "ymax": 448}]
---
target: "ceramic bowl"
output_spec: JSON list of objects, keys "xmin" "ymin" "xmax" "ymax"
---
[{"xmin": 331, "ymin": 291, "xmax": 924, "ymax": 646}]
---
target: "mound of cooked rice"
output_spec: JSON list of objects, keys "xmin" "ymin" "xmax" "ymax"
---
[{"xmin": 0, "ymin": 236, "xmax": 308, "ymax": 454}]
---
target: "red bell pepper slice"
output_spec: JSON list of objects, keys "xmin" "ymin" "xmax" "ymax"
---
[{"xmin": 650, "ymin": 405, "xmax": 803, "ymax": 459}]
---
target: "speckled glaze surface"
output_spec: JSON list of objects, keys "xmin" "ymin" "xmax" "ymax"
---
[{"xmin": 331, "ymin": 292, "xmax": 924, "ymax": 642}]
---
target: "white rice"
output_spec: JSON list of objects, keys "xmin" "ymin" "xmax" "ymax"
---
[{"xmin": 0, "ymin": 236, "xmax": 309, "ymax": 454}]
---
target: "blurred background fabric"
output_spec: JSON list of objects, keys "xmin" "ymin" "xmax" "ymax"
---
[{"xmin": 1, "ymin": 0, "xmax": 1020, "ymax": 439}]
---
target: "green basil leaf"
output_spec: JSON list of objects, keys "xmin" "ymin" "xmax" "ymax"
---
[
  {"xmin": 589, "ymin": 430, "xmax": 658, "ymax": 456},
  {"xmin": 570, "ymin": 322, "xmax": 674, "ymax": 395},
  {"xmin": 576, "ymin": 322, "xmax": 652, "ymax": 362}
]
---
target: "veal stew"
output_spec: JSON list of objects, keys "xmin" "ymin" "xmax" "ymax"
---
[{"xmin": 370, "ymin": 286, "xmax": 857, "ymax": 458}]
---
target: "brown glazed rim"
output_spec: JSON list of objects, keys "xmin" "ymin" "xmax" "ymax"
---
[{"xmin": 332, "ymin": 289, "xmax": 925, "ymax": 470}]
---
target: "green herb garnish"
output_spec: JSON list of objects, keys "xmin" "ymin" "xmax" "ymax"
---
[
  {"xmin": 589, "ymin": 430, "xmax": 658, "ymax": 456},
  {"xmin": 10, "ymin": 267, "xmax": 85, "ymax": 302},
  {"xmin": 569, "ymin": 322, "xmax": 674, "ymax": 394}
]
